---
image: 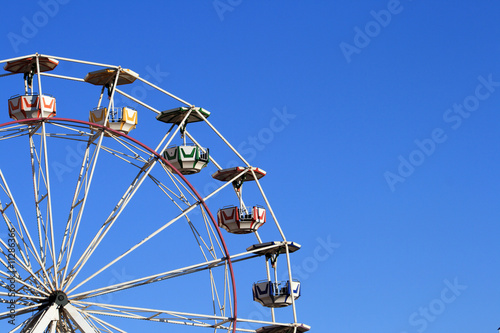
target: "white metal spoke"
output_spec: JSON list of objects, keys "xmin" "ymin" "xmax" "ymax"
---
[
  {"xmin": 58, "ymin": 135, "xmax": 102, "ymax": 287},
  {"xmin": 57, "ymin": 138, "xmax": 92, "ymax": 283},
  {"xmin": 64, "ymin": 154, "xmax": 160, "ymax": 292},
  {"xmin": 0, "ymin": 302, "xmax": 41, "ymax": 321},
  {"xmin": 98, "ymin": 143, "xmax": 148, "ymax": 167},
  {"xmin": 116, "ymin": 87, "xmax": 160, "ymax": 114},
  {"xmin": 85, "ymin": 312, "xmax": 126, "ymax": 333},
  {"xmin": 29, "ymin": 123, "xmax": 59, "ymax": 290},
  {"xmin": 57, "ymin": 125, "xmax": 121, "ymax": 291},
  {"xmin": 73, "ymin": 301, "xmax": 231, "ymax": 330},
  {"xmin": 134, "ymin": 75, "xmax": 192, "ymax": 106},
  {"xmin": 29, "ymin": 126, "xmax": 48, "ymax": 269},
  {"xmin": 200, "ymin": 205, "xmax": 225, "ymax": 259},
  {"xmin": 0, "ymin": 264, "xmax": 50, "ymax": 298},
  {"xmin": 0, "ymin": 172, "xmax": 34, "ymax": 272},
  {"xmin": 70, "ymin": 245, "xmax": 265, "ymax": 301},
  {"xmin": 0, "ymin": 291, "xmax": 45, "ymax": 302},
  {"xmin": 147, "ymin": 172, "xmax": 191, "ymax": 205},
  {"xmin": 40, "ymin": 71, "xmax": 85, "ymax": 83},
  {"xmin": 187, "ymin": 218, "xmax": 217, "ymax": 261},
  {"xmin": 0, "ymin": 54, "xmax": 37, "ymax": 64},
  {"xmin": 196, "ymin": 108, "xmax": 251, "ymax": 167},
  {"xmin": 73, "ymin": 300, "xmax": 293, "ymax": 332},
  {"xmin": 0, "ymin": 125, "xmax": 31, "ymax": 141},
  {"xmin": 0, "ymin": 209, "xmax": 33, "ymax": 273},
  {"xmin": 41, "ymin": 53, "xmax": 118, "ymax": 68},
  {"xmin": 185, "ymin": 130, "xmax": 222, "ymax": 170},
  {"xmin": 103, "ymin": 134, "xmax": 151, "ymax": 164},
  {"xmin": 67, "ymin": 199, "xmax": 202, "ymax": 295},
  {"xmin": 0, "ymin": 246, "xmax": 51, "ymax": 295},
  {"xmin": 0, "ymin": 169, "xmax": 53, "ymax": 292}
]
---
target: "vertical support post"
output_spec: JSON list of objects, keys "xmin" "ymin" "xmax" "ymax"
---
[
  {"xmin": 264, "ymin": 255, "xmax": 276, "ymax": 322},
  {"xmin": 36, "ymin": 54, "xmax": 43, "ymax": 96},
  {"xmin": 41, "ymin": 121, "xmax": 58, "ymax": 290},
  {"xmin": 237, "ymin": 185, "xmax": 245, "ymax": 214},
  {"xmin": 284, "ymin": 243, "xmax": 298, "ymax": 323},
  {"xmin": 96, "ymin": 85, "xmax": 105, "ymax": 109},
  {"xmin": 103, "ymin": 68, "xmax": 121, "ymax": 124}
]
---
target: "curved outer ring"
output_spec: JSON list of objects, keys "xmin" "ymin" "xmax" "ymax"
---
[{"xmin": 0, "ymin": 117, "xmax": 238, "ymax": 332}]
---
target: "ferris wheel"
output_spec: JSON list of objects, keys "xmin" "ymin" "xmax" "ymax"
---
[{"xmin": 0, "ymin": 54, "xmax": 310, "ymax": 333}]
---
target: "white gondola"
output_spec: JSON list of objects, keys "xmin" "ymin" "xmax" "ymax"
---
[
  {"xmin": 213, "ymin": 167, "xmax": 267, "ymax": 234},
  {"xmin": 89, "ymin": 106, "xmax": 138, "ymax": 134},
  {"xmin": 8, "ymin": 94, "xmax": 56, "ymax": 120},
  {"xmin": 252, "ymin": 280, "xmax": 301, "ymax": 308},
  {"xmin": 163, "ymin": 145, "xmax": 209, "ymax": 175},
  {"xmin": 217, "ymin": 205, "xmax": 266, "ymax": 234}
]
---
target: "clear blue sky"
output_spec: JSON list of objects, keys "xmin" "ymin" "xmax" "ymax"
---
[{"xmin": 1, "ymin": 1, "xmax": 500, "ymax": 332}]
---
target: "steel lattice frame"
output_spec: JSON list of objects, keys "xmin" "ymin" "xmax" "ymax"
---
[{"xmin": 0, "ymin": 54, "xmax": 303, "ymax": 333}]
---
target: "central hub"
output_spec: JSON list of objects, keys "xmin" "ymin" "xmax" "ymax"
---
[{"xmin": 49, "ymin": 290, "xmax": 69, "ymax": 306}]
